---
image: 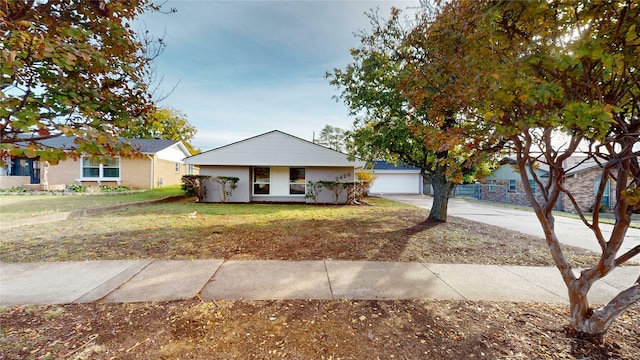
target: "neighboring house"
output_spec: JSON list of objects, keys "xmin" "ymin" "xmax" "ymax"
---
[
  {"xmin": 183, "ymin": 130, "xmax": 365, "ymax": 203},
  {"xmin": 462, "ymin": 155, "xmax": 617, "ymax": 213},
  {"xmin": 559, "ymin": 156, "xmax": 615, "ymax": 213},
  {"xmin": 457, "ymin": 157, "xmax": 548, "ymax": 207},
  {"xmin": 369, "ymin": 160, "xmax": 423, "ymax": 195},
  {"xmin": 0, "ymin": 137, "xmax": 193, "ymax": 189}
]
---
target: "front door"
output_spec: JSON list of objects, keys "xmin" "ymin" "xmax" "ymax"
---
[{"xmin": 10, "ymin": 158, "xmax": 40, "ymax": 184}]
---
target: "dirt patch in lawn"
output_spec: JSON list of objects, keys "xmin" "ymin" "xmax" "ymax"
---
[{"xmin": 1, "ymin": 300, "xmax": 638, "ymax": 359}]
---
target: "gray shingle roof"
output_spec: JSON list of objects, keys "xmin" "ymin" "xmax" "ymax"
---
[
  {"xmin": 127, "ymin": 138, "xmax": 181, "ymax": 153},
  {"xmin": 19, "ymin": 136, "xmax": 179, "ymax": 154}
]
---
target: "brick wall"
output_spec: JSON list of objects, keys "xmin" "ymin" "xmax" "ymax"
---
[
  {"xmin": 475, "ymin": 169, "xmax": 616, "ymax": 213},
  {"xmin": 482, "ymin": 180, "xmax": 545, "ymax": 207},
  {"xmin": 457, "ymin": 180, "xmax": 546, "ymax": 207},
  {"xmin": 561, "ymin": 168, "xmax": 616, "ymax": 212}
]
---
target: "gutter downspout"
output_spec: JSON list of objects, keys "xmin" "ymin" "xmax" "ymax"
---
[{"xmin": 147, "ymin": 154, "xmax": 154, "ymax": 189}]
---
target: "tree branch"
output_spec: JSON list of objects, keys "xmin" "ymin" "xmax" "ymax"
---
[{"xmin": 615, "ymin": 245, "xmax": 640, "ymax": 267}]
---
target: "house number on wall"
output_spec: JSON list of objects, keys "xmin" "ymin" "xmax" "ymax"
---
[{"xmin": 335, "ymin": 172, "xmax": 352, "ymax": 181}]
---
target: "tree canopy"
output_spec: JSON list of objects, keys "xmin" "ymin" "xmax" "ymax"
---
[
  {"xmin": 328, "ymin": 8, "xmax": 499, "ymax": 221},
  {"xmin": 120, "ymin": 107, "xmax": 198, "ymax": 154},
  {"xmin": 0, "ymin": 0, "xmax": 163, "ymax": 164}
]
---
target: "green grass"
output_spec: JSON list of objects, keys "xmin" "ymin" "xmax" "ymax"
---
[{"xmin": 0, "ymin": 185, "xmax": 184, "ymax": 221}]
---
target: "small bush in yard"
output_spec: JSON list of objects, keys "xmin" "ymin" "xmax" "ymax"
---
[
  {"xmin": 212, "ymin": 176, "xmax": 239, "ymax": 202},
  {"xmin": 66, "ymin": 184, "xmax": 86, "ymax": 193},
  {"xmin": 356, "ymin": 169, "xmax": 376, "ymax": 196},
  {"xmin": 181, "ymin": 175, "xmax": 210, "ymax": 202},
  {"xmin": 305, "ymin": 180, "xmax": 322, "ymax": 203},
  {"xmin": 101, "ymin": 185, "xmax": 130, "ymax": 192},
  {"xmin": 0, "ymin": 186, "xmax": 29, "ymax": 193}
]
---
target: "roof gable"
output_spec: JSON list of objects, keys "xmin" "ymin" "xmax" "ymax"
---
[
  {"xmin": 130, "ymin": 138, "xmax": 182, "ymax": 153},
  {"xmin": 185, "ymin": 130, "xmax": 362, "ymax": 167},
  {"xmin": 563, "ymin": 156, "xmax": 601, "ymax": 176}
]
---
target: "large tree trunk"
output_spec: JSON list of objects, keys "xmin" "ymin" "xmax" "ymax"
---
[
  {"xmin": 567, "ymin": 278, "xmax": 596, "ymax": 336},
  {"xmin": 567, "ymin": 213, "xmax": 640, "ymax": 340},
  {"xmin": 569, "ymin": 276, "xmax": 640, "ymax": 342},
  {"xmin": 427, "ymin": 165, "xmax": 455, "ymax": 222},
  {"xmin": 513, "ymin": 135, "xmax": 640, "ymax": 342}
]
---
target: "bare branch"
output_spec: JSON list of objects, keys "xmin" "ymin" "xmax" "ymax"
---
[
  {"xmin": 615, "ymin": 245, "xmax": 640, "ymax": 267},
  {"xmin": 590, "ymin": 166, "xmax": 611, "ymax": 249}
]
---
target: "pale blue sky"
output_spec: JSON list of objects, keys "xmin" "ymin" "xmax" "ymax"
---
[{"xmin": 139, "ymin": 0, "xmax": 419, "ymax": 150}]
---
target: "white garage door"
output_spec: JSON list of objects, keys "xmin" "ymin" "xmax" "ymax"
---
[{"xmin": 370, "ymin": 172, "xmax": 421, "ymax": 194}]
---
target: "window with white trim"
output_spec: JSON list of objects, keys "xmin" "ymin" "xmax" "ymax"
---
[
  {"xmin": 508, "ymin": 180, "xmax": 517, "ymax": 192},
  {"xmin": 529, "ymin": 179, "xmax": 536, "ymax": 194},
  {"xmin": 253, "ymin": 167, "xmax": 270, "ymax": 195},
  {"xmin": 82, "ymin": 157, "xmax": 120, "ymax": 178},
  {"xmin": 289, "ymin": 168, "xmax": 305, "ymax": 195},
  {"xmin": 488, "ymin": 180, "xmax": 497, "ymax": 192}
]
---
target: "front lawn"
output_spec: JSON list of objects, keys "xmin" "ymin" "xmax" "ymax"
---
[
  {"xmin": 0, "ymin": 186, "xmax": 183, "ymax": 221},
  {"xmin": 0, "ymin": 197, "xmax": 598, "ymax": 266}
]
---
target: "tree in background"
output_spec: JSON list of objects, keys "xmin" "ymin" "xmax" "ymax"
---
[
  {"xmin": 120, "ymin": 107, "xmax": 198, "ymax": 154},
  {"xmin": 463, "ymin": 0, "xmax": 639, "ymax": 341},
  {"xmin": 328, "ymin": 8, "xmax": 499, "ymax": 222},
  {"xmin": 314, "ymin": 125, "xmax": 346, "ymax": 152},
  {"xmin": 0, "ymin": 0, "xmax": 165, "ymax": 165}
]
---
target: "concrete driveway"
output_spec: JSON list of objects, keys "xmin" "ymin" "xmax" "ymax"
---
[{"xmin": 385, "ymin": 194, "xmax": 640, "ymax": 263}]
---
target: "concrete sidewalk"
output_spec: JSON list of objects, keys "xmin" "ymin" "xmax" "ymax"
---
[{"xmin": 2, "ymin": 260, "xmax": 638, "ymax": 306}]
